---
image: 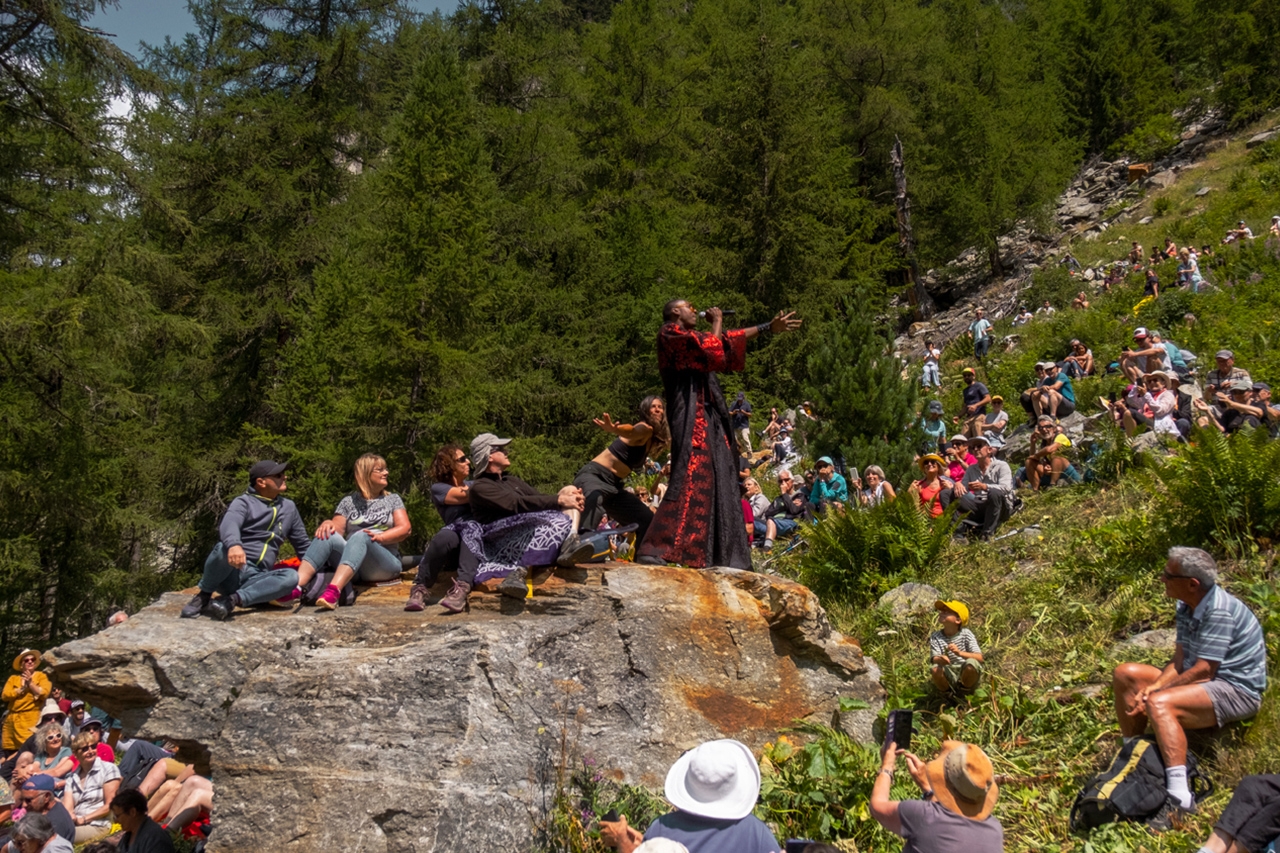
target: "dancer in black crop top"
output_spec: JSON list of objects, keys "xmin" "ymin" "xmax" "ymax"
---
[{"xmin": 573, "ymin": 395, "xmax": 670, "ymax": 542}]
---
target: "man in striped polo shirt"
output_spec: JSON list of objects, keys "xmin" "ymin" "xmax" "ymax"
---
[{"xmin": 1112, "ymin": 547, "xmax": 1267, "ymax": 820}]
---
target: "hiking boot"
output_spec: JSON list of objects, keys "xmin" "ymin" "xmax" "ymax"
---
[
  {"xmin": 439, "ymin": 579, "xmax": 471, "ymax": 613},
  {"xmin": 315, "ymin": 585, "xmax": 340, "ymax": 611},
  {"xmin": 404, "ymin": 584, "xmax": 428, "ymax": 612},
  {"xmin": 555, "ymin": 534, "xmax": 594, "ymax": 568},
  {"xmin": 207, "ymin": 593, "xmax": 238, "ymax": 621},
  {"xmin": 499, "ymin": 567, "xmax": 530, "ymax": 599},
  {"xmin": 180, "ymin": 592, "xmax": 212, "ymax": 619},
  {"xmin": 269, "ymin": 587, "xmax": 301, "ymax": 607},
  {"xmin": 1147, "ymin": 796, "xmax": 1196, "ymax": 832}
]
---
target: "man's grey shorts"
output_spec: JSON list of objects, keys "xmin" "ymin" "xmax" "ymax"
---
[{"xmin": 1202, "ymin": 679, "xmax": 1261, "ymax": 727}]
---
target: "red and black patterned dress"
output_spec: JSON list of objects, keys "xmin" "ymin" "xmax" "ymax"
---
[{"xmin": 637, "ymin": 322, "xmax": 751, "ymax": 569}]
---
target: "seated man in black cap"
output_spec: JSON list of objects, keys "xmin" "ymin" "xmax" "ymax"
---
[
  {"xmin": 950, "ymin": 435, "xmax": 1015, "ymax": 539},
  {"xmin": 10, "ymin": 775, "xmax": 76, "ymax": 847},
  {"xmin": 180, "ymin": 460, "xmax": 310, "ymax": 620}
]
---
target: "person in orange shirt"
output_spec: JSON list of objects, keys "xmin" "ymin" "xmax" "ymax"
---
[{"xmin": 3, "ymin": 650, "xmax": 51, "ymax": 755}]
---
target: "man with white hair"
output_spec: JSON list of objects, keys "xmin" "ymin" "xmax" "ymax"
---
[
  {"xmin": 600, "ymin": 739, "xmax": 780, "ymax": 853},
  {"xmin": 1112, "ymin": 547, "xmax": 1267, "ymax": 824}
]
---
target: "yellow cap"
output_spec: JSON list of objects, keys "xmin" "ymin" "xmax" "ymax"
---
[{"xmin": 935, "ymin": 599, "xmax": 970, "ymax": 626}]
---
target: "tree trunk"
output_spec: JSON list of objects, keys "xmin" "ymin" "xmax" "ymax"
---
[{"xmin": 891, "ymin": 136, "xmax": 934, "ymax": 320}]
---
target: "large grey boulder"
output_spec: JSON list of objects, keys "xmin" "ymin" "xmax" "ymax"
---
[
  {"xmin": 1111, "ymin": 628, "xmax": 1177, "ymax": 656},
  {"xmin": 877, "ymin": 583, "xmax": 942, "ymax": 624},
  {"xmin": 45, "ymin": 565, "xmax": 883, "ymax": 853}
]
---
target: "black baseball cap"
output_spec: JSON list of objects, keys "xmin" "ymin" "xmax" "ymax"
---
[{"xmin": 248, "ymin": 460, "xmax": 289, "ymax": 484}]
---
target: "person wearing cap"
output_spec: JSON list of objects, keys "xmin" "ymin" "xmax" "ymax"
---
[
  {"xmin": 1113, "ymin": 547, "xmax": 1266, "ymax": 821},
  {"xmin": 943, "ymin": 435, "xmax": 975, "ymax": 482},
  {"xmin": 908, "ymin": 454, "xmax": 952, "ymax": 519},
  {"xmin": 1120, "ymin": 327, "xmax": 1165, "ymax": 383},
  {"xmin": 967, "ymin": 307, "xmax": 992, "ymax": 360},
  {"xmin": 956, "ymin": 368, "xmax": 990, "ymax": 438},
  {"xmin": 1270, "ymin": 215, "xmax": 1280, "ymax": 238},
  {"xmin": 3, "ymin": 652, "xmax": 50, "ymax": 756},
  {"xmin": 1063, "ymin": 339, "xmax": 1094, "ymax": 379},
  {"xmin": 1012, "ymin": 305, "xmax": 1032, "ymax": 326},
  {"xmin": 636, "ymin": 301, "xmax": 801, "ymax": 570},
  {"xmin": 951, "ymin": 435, "xmax": 1014, "ymax": 539},
  {"xmin": 1140, "ymin": 371, "xmax": 1181, "ymax": 438},
  {"xmin": 179, "ymin": 460, "xmax": 309, "ymax": 620},
  {"xmin": 975, "ymin": 395, "xmax": 1008, "ymax": 452},
  {"xmin": 9, "ymin": 775, "xmax": 75, "ymax": 847},
  {"xmin": 1028, "ymin": 360, "xmax": 1076, "ymax": 421},
  {"xmin": 918, "ymin": 400, "xmax": 948, "ymax": 453},
  {"xmin": 1205, "ymin": 351, "xmax": 1251, "ymax": 400},
  {"xmin": 922, "ymin": 339, "xmax": 941, "ymax": 389},
  {"xmin": 284, "ymin": 452, "xmax": 412, "ymax": 611},
  {"xmin": 601, "ymin": 738, "xmax": 780, "ymax": 853},
  {"xmin": 1195, "ymin": 378, "xmax": 1263, "ymax": 434},
  {"xmin": 1222, "ymin": 220, "xmax": 1254, "ymax": 244},
  {"xmin": 756, "ymin": 469, "xmax": 810, "ymax": 550},
  {"xmin": 871, "ymin": 738, "xmax": 1002, "ymax": 853},
  {"xmin": 1251, "ymin": 382, "xmax": 1280, "ymax": 437},
  {"xmin": 808, "ymin": 456, "xmax": 848, "ymax": 512},
  {"xmin": 929, "ymin": 600, "xmax": 984, "ymax": 694}
]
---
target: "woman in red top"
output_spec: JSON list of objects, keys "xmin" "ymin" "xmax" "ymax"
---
[{"xmin": 909, "ymin": 454, "xmax": 952, "ymax": 518}]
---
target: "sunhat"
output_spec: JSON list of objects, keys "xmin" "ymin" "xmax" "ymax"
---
[
  {"xmin": 949, "ymin": 434, "xmax": 968, "ymax": 444},
  {"xmin": 935, "ymin": 599, "xmax": 970, "ymax": 626},
  {"xmin": 924, "ymin": 741, "xmax": 999, "ymax": 821},
  {"xmin": 470, "ymin": 432, "xmax": 512, "ymax": 470},
  {"xmin": 918, "ymin": 454, "xmax": 946, "ymax": 469},
  {"xmin": 664, "ymin": 739, "xmax": 761, "ymax": 820},
  {"xmin": 12, "ymin": 649, "xmax": 39, "ymax": 671},
  {"xmin": 39, "ymin": 699, "xmax": 64, "ymax": 720},
  {"xmin": 967, "ymin": 435, "xmax": 990, "ymax": 448}
]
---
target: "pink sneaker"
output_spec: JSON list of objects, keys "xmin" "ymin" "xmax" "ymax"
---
[
  {"xmin": 316, "ymin": 585, "xmax": 340, "ymax": 610},
  {"xmin": 269, "ymin": 587, "xmax": 301, "ymax": 607}
]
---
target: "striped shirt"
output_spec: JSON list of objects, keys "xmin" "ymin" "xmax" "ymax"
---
[
  {"xmin": 929, "ymin": 629, "xmax": 982, "ymax": 664},
  {"xmin": 1176, "ymin": 586, "xmax": 1267, "ymax": 698}
]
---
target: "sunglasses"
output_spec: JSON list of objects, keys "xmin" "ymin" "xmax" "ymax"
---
[{"xmin": 1160, "ymin": 571, "xmax": 1187, "ymax": 581}]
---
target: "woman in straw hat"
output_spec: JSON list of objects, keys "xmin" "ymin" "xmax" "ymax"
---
[
  {"xmin": 2, "ymin": 650, "xmax": 50, "ymax": 755},
  {"xmin": 872, "ymin": 739, "xmax": 1003, "ymax": 853},
  {"xmin": 908, "ymin": 455, "xmax": 953, "ymax": 519}
]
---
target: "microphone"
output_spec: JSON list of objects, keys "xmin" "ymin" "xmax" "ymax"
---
[{"xmin": 697, "ymin": 309, "xmax": 736, "ymax": 318}]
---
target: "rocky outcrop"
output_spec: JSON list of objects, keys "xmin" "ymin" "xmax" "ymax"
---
[{"xmin": 45, "ymin": 564, "xmax": 883, "ymax": 853}]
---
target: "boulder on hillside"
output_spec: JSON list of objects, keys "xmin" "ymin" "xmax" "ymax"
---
[
  {"xmin": 877, "ymin": 582, "xmax": 941, "ymax": 624},
  {"xmin": 1111, "ymin": 628, "xmax": 1176, "ymax": 656},
  {"xmin": 1247, "ymin": 129, "xmax": 1278, "ymax": 149},
  {"xmin": 45, "ymin": 564, "xmax": 883, "ymax": 853}
]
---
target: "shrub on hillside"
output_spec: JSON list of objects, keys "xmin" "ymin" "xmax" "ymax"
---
[{"xmin": 797, "ymin": 497, "xmax": 951, "ymax": 606}]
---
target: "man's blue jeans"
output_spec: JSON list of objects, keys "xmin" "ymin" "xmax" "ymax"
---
[
  {"xmin": 199, "ymin": 543, "xmax": 299, "ymax": 606},
  {"xmin": 301, "ymin": 532, "xmax": 401, "ymax": 582},
  {"xmin": 974, "ymin": 336, "xmax": 991, "ymax": 359},
  {"xmin": 922, "ymin": 363, "xmax": 940, "ymax": 387}
]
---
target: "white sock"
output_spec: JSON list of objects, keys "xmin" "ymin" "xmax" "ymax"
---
[{"xmin": 1165, "ymin": 765, "xmax": 1193, "ymax": 809}]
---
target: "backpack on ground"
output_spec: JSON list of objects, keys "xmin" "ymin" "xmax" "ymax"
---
[
  {"xmin": 1069, "ymin": 736, "xmax": 1211, "ymax": 832},
  {"xmin": 301, "ymin": 570, "xmax": 357, "ymax": 607}
]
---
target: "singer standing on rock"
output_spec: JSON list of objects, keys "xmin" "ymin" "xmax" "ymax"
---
[{"xmin": 637, "ymin": 300, "xmax": 802, "ymax": 569}]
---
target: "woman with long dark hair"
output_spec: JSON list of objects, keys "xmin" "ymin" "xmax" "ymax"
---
[
  {"xmin": 406, "ymin": 445, "xmax": 474, "ymax": 611},
  {"xmin": 574, "ymin": 395, "xmax": 670, "ymax": 542}
]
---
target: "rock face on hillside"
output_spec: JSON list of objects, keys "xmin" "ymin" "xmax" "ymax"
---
[{"xmin": 45, "ymin": 564, "xmax": 882, "ymax": 853}]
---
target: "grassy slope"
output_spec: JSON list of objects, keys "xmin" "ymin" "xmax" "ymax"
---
[{"xmin": 772, "ymin": 113, "xmax": 1280, "ymax": 853}]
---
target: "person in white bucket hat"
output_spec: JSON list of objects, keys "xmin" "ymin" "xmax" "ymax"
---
[{"xmin": 601, "ymin": 739, "xmax": 780, "ymax": 853}]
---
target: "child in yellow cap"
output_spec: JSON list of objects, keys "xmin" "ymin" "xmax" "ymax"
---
[{"xmin": 930, "ymin": 600, "xmax": 985, "ymax": 695}]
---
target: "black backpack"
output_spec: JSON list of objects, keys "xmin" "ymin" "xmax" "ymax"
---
[
  {"xmin": 1070, "ymin": 736, "xmax": 1212, "ymax": 832},
  {"xmin": 301, "ymin": 569, "xmax": 357, "ymax": 607}
]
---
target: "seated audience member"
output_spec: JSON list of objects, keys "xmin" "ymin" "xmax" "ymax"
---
[
  {"xmin": 1253, "ymin": 383, "xmax": 1280, "ymax": 437},
  {"xmin": 600, "ymin": 739, "xmax": 780, "ymax": 853},
  {"xmin": 956, "ymin": 368, "xmax": 991, "ymax": 438},
  {"xmin": 1177, "ymin": 248, "xmax": 1204, "ymax": 292},
  {"xmin": 756, "ymin": 470, "xmax": 809, "ymax": 550},
  {"xmin": 11, "ymin": 776, "xmax": 74, "ymax": 847},
  {"xmin": 929, "ymin": 600, "xmax": 984, "ymax": 694},
  {"xmin": 452, "ymin": 434, "xmax": 585, "ymax": 604},
  {"xmin": 1144, "ymin": 267, "xmax": 1160, "ymax": 299},
  {"xmin": 407, "ymin": 444, "xmax": 473, "ymax": 611},
  {"xmin": 1029, "ymin": 361, "xmax": 1076, "ymax": 420},
  {"xmin": 1100, "ymin": 380, "xmax": 1154, "ymax": 436},
  {"xmin": 1037, "ymin": 299, "xmax": 1056, "ymax": 316},
  {"xmin": 1222, "ymin": 220, "xmax": 1254, "ymax": 244},
  {"xmin": 285, "ymin": 453, "xmax": 411, "ymax": 611},
  {"xmin": 154, "ymin": 775, "xmax": 212, "ymax": 834},
  {"xmin": 4, "ymin": 651, "xmax": 51, "ymax": 758},
  {"xmin": 909, "ymin": 454, "xmax": 953, "ymax": 519},
  {"xmin": 8, "ymin": 813, "xmax": 72, "ymax": 853},
  {"xmin": 1164, "ymin": 237, "xmax": 1178, "ymax": 258},
  {"xmin": 575, "ymin": 397, "xmax": 670, "ymax": 543},
  {"xmin": 1148, "ymin": 331, "xmax": 1189, "ymax": 379},
  {"xmin": 116, "ymin": 741, "xmax": 188, "ymax": 800},
  {"xmin": 743, "ymin": 478, "xmax": 770, "ymax": 528},
  {"xmin": 1024, "ymin": 417, "xmax": 1079, "ymax": 489},
  {"xmin": 1019, "ymin": 363, "xmax": 1050, "ymax": 416},
  {"xmin": 1012, "ymin": 305, "xmax": 1033, "ymax": 326},
  {"xmin": 763, "ymin": 407, "xmax": 782, "ymax": 441},
  {"xmin": 1188, "ymin": 774, "xmax": 1280, "ymax": 852},
  {"xmin": 1072, "ymin": 291, "xmax": 1090, "ymax": 310},
  {"xmin": 855, "ymin": 466, "xmax": 896, "ymax": 507},
  {"xmin": 1113, "ymin": 547, "xmax": 1266, "ymax": 822},
  {"xmin": 62, "ymin": 733, "xmax": 120, "ymax": 844},
  {"xmin": 179, "ymin": 460, "xmax": 307, "ymax": 620},
  {"xmin": 65, "ymin": 704, "xmax": 89, "ymax": 739},
  {"xmin": 1195, "ymin": 380, "xmax": 1262, "ymax": 434},
  {"xmin": 919, "ymin": 401, "xmax": 948, "ymax": 452},
  {"xmin": 1128, "ymin": 241, "xmax": 1144, "ymax": 265},
  {"xmin": 70, "ymin": 719, "xmax": 112, "ymax": 765},
  {"xmin": 109, "ymin": 788, "xmax": 174, "ymax": 853},
  {"xmin": 1120, "ymin": 327, "xmax": 1164, "ymax": 383},
  {"xmin": 871, "ymin": 739, "xmax": 1002, "ymax": 853},
  {"xmin": 1064, "ymin": 340, "xmax": 1094, "ymax": 378},
  {"xmin": 975, "ymin": 396, "xmax": 1008, "ymax": 454},
  {"xmin": 1139, "ymin": 371, "xmax": 1182, "ymax": 439},
  {"xmin": 922, "ymin": 340, "xmax": 942, "ymax": 389},
  {"xmin": 14, "ymin": 726, "xmax": 72, "ymax": 785},
  {"xmin": 951, "ymin": 436, "xmax": 1014, "ymax": 539},
  {"xmin": 1205, "ymin": 351, "xmax": 1252, "ymax": 399},
  {"xmin": 741, "ymin": 487, "xmax": 755, "ymax": 545},
  {"xmin": 809, "ymin": 457, "xmax": 848, "ymax": 512},
  {"xmin": 944, "ymin": 436, "xmax": 976, "ymax": 482},
  {"xmin": 770, "ymin": 419, "xmax": 796, "ymax": 464}
]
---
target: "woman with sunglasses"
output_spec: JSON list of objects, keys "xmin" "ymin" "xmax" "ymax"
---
[
  {"xmin": 909, "ymin": 454, "xmax": 953, "ymax": 518},
  {"xmin": 406, "ymin": 444, "xmax": 474, "ymax": 611},
  {"xmin": 3, "ymin": 651, "xmax": 50, "ymax": 756},
  {"xmin": 62, "ymin": 733, "xmax": 120, "ymax": 844},
  {"xmin": 14, "ymin": 724, "xmax": 74, "ymax": 785}
]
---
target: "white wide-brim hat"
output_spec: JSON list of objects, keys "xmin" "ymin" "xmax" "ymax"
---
[{"xmin": 664, "ymin": 739, "xmax": 760, "ymax": 821}]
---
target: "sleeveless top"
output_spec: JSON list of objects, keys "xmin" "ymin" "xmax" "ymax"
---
[{"xmin": 607, "ymin": 437, "xmax": 648, "ymax": 471}]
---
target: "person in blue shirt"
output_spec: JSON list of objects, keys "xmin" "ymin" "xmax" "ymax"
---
[
  {"xmin": 1029, "ymin": 363, "xmax": 1075, "ymax": 420},
  {"xmin": 809, "ymin": 456, "xmax": 849, "ymax": 512},
  {"xmin": 968, "ymin": 308, "xmax": 993, "ymax": 360}
]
